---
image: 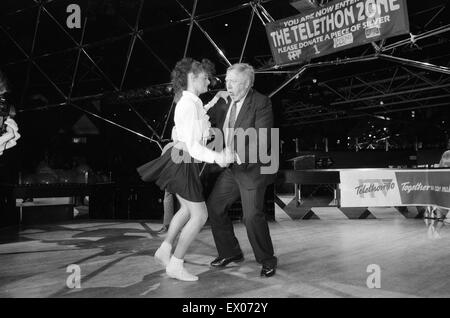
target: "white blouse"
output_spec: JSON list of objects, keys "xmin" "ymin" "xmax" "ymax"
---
[{"xmin": 173, "ymin": 90, "xmax": 220, "ymax": 163}]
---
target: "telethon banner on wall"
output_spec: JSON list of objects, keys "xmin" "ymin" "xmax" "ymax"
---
[
  {"xmin": 340, "ymin": 169, "xmax": 450, "ymax": 209},
  {"xmin": 265, "ymin": 0, "xmax": 410, "ymax": 65}
]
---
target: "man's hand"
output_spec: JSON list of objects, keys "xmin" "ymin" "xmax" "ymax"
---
[{"xmin": 216, "ymin": 148, "xmax": 235, "ymax": 168}]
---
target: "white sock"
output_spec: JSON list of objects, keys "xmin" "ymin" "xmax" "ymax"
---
[
  {"xmin": 154, "ymin": 241, "xmax": 172, "ymax": 266},
  {"xmin": 167, "ymin": 255, "xmax": 183, "ymax": 268},
  {"xmin": 160, "ymin": 241, "xmax": 172, "ymax": 252},
  {"xmin": 166, "ymin": 256, "xmax": 198, "ymax": 282}
]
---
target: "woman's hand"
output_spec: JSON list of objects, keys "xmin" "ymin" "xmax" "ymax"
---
[
  {"xmin": 214, "ymin": 90, "xmax": 230, "ymax": 102},
  {"xmin": 204, "ymin": 91, "xmax": 230, "ymax": 111},
  {"xmin": 224, "ymin": 147, "xmax": 235, "ymax": 164},
  {"xmin": 216, "ymin": 147, "xmax": 235, "ymax": 168}
]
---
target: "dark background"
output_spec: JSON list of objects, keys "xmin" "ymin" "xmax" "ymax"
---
[{"xmin": 0, "ymin": 0, "xmax": 449, "ymax": 182}]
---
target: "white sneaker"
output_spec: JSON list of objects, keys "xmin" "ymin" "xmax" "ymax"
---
[
  {"xmin": 154, "ymin": 243, "xmax": 171, "ymax": 267},
  {"xmin": 166, "ymin": 266, "xmax": 198, "ymax": 282},
  {"xmin": 166, "ymin": 256, "xmax": 198, "ymax": 281}
]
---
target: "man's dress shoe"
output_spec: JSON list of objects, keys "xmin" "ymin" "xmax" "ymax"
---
[
  {"xmin": 210, "ymin": 253, "xmax": 244, "ymax": 267},
  {"xmin": 260, "ymin": 264, "xmax": 276, "ymax": 277}
]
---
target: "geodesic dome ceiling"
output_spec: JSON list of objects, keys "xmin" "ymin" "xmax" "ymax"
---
[{"xmin": 1, "ymin": 0, "xmax": 449, "ymax": 153}]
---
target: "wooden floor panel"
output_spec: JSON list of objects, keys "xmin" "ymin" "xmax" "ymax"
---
[{"xmin": 0, "ymin": 218, "xmax": 449, "ymax": 298}]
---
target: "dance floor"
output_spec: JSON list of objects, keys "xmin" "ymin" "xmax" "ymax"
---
[{"xmin": 0, "ymin": 214, "xmax": 449, "ymax": 298}]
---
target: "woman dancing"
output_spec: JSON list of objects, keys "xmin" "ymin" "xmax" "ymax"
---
[{"xmin": 137, "ymin": 57, "xmax": 232, "ymax": 281}]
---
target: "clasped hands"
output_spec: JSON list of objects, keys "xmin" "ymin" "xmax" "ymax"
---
[{"xmin": 216, "ymin": 147, "xmax": 235, "ymax": 168}]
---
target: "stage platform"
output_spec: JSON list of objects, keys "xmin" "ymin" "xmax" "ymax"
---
[{"xmin": 1, "ymin": 215, "xmax": 449, "ymax": 298}]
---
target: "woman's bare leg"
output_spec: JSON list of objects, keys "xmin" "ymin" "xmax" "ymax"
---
[
  {"xmin": 165, "ymin": 194, "xmax": 208, "ymax": 281},
  {"xmin": 164, "ymin": 204, "xmax": 189, "ymax": 245},
  {"xmin": 172, "ymin": 194, "xmax": 208, "ymax": 259},
  {"xmin": 154, "ymin": 200, "xmax": 189, "ymax": 266}
]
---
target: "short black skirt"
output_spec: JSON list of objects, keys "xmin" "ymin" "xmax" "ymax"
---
[{"xmin": 137, "ymin": 146, "xmax": 204, "ymax": 202}]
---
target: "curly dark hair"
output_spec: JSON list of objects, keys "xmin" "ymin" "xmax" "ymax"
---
[{"xmin": 171, "ymin": 57, "xmax": 215, "ymax": 102}]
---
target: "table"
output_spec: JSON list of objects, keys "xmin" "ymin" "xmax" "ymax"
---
[{"xmin": 0, "ymin": 182, "xmax": 116, "ymax": 227}]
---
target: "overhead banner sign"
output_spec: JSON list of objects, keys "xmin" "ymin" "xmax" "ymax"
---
[
  {"xmin": 340, "ymin": 169, "xmax": 450, "ymax": 209},
  {"xmin": 265, "ymin": 0, "xmax": 410, "ymax": 65}
]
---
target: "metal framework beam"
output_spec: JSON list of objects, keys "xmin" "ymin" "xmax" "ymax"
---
[
  {"xmin": 2, "ymin": 0, "xmax": 449, "ymax": 140},
  {"xmin": 183, "ymin": 0, "xmax": 198, "ymax": 58}
]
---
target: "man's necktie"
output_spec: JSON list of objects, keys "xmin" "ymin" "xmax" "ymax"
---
[
  {"xmin": 227, "ymin": 100, "xmax": 237, "ymax": 147},
  {"xmin": 228, "ymin": 100, "xmax": 237, "ymax": 129}
]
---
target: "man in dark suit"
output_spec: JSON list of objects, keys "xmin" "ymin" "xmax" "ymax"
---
[{"xmin": 206, "ymin": 63, "xmax": 278, "ymax": 277}]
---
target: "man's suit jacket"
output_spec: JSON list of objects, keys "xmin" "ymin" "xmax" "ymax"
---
[{"xmin": 208, "ymin": 88, "xmax": 278, "ymax": 189}]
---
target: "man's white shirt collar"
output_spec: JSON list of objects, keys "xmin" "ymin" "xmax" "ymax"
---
[{"xmin": 231, "ymin": 89, "xmax": 250, "ymax": 108}]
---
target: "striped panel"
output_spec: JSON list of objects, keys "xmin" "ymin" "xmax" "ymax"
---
[{"xmin": 274, "ymin": 194, "xmax": 421, "ymax": 220}]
